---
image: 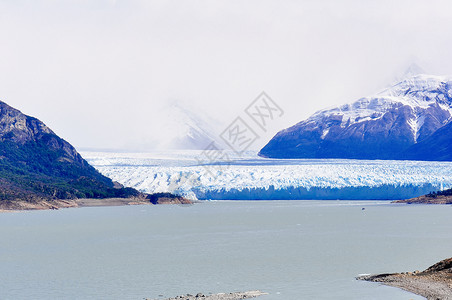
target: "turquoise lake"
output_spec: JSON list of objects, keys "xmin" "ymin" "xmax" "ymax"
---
[{"xmin": 2, "ymin": 200, "xmax": 451, "ymax": 299}]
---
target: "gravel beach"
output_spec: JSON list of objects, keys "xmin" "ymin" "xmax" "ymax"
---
[
  {"xmin": 358, "ymin": 257, "xmax": 452, "ymax": 300},
  {"xmin": 150, "ymin": 290, "xmax": 268, "ymax": 300}
]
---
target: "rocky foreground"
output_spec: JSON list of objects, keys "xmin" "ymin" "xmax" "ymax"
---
[
  {"xmin": 150, "ymin": 291, "xmax": 268, "ymax": 300},
  {"xmin": 358, "ymin": 257, "xmax": 452, "ymax": 300}
]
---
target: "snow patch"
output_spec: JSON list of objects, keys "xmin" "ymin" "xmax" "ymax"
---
[
  {"xmin": 320, "ymin": 127, "xmax": 330, "ymax": 139},
  {"xmin": 408, "ymin": 114, "xmax": 425, "ymax": 142}
]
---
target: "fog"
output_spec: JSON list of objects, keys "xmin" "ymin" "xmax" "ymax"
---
[{"xmin": 1, "ymin": 0, "xmax": 452, "ymax": 150}]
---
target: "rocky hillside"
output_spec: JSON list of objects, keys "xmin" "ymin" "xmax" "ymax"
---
[
  {"xmin": 260, "ymin": 74, "xmax": 452, "ymax": 160},
  {"xmin": 0, "ymin": 100, "xmax": 141, "ymax": 202},
  {"xmin": 393, "ymin": 188, "xmax": 452, "ymax": 204}
]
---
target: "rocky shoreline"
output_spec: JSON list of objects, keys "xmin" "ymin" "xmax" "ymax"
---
[
  {"xmin": 0, "ymin": 199, "xmax": 79, "ymax": 212},
  {"xmin": 150, "ymin": 291, "xmax": 268, "ymax": 300},
  {"xmin": 358, "ymin": 257, "xmax": 452, "ymax": 300},
  {"xmin": 393, "ymin": 195, "xmax": 452, "ymax": 204},
  {"xmin": 0, "ymin": 195, "xmax": 193, "ymax": 212}
]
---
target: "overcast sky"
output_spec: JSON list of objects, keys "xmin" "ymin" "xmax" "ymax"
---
[{"xmin": 1, "ymin": 0, "xmax": 452, "ymax": 150}]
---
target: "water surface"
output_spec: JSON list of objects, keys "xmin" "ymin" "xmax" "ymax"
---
[{"xmin": 2, "ymin": 201, "xmax": 450, "ymax": 299}]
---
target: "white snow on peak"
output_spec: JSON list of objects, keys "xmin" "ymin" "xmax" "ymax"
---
[
  {"xmin": 310, "ymin": 97, "xmax": 394, "ymax": 128},
  {"xmin": 378, "ymin": 74, "xmax": 450, "ymax": 100},
  {"xmin": 304, "ymin": 74, "xmax": 452, "ymax": 141}
]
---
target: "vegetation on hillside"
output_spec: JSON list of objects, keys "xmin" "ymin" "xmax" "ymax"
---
[
  {"xmin": 0, "ymin": 130, "xmax": 141, "ymax": 202},
  {"xmin": 426, "ymin": 188, "xmax": 452, "ymax": 198}
]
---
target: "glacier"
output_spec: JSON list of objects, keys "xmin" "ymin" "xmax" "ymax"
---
[{"xmin": 82, "ymin": 150, "xmax": 452, "ymax": 201}]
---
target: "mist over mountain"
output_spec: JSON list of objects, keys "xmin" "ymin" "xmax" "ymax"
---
[
  {"xmin": 395, "ymin": 62, "xmax": 426, "ymax": 81},
  {"xmin": 144, "ymin": 101, "xmax": 224, "ymax": 150}
]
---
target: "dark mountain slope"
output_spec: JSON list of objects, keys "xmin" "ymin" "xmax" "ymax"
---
[
  {"xmin": 399, "ymin": 121, "xmax": 452, "ymax": 161},
  {"xmin": 0, "ymin": 101, "xmax": 139, "ymax": 202}
]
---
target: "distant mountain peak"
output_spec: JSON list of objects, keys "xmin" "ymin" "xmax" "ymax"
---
[
  {"xmin": 0, "ymin": 101, "xmax": 54, "ymax": 143},
  {"xmin": 402, "ymin": 62, "xmax": 426, "ymax": 78},
  {"xmin": 148, "ymin": 100, "xmax": 224, "ymax": 150}
]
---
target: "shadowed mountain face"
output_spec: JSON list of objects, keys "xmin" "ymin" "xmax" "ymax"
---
[
  {"xmin": 0, "ymin": 101, "xmax": 139, "ymax": 201},
  {"xmin": 400, "ymin": 121, "xmax": 452, "ymax": 161},
  {"xmin": 259, "ymin": 75, "xmax": 452, "ymax": 160}
]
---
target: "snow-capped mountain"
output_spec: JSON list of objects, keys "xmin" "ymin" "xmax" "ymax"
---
[
  {"xmin": 148, "ymin": 101, "xmax": 224, "ymax": 150},
  {"xmin": 259, "ymin": 74, "xmax": 452, "ymax": 160}
]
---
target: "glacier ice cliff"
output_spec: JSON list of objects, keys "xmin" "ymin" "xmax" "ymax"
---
[{"xmin": 82, "ymin": 151, "xmax": 452, "ymax": 201}]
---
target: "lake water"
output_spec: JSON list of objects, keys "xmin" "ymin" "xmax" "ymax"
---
[{"xmin": 1, "ymin": 201, "xmax": 451, "ymax": 299}]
